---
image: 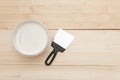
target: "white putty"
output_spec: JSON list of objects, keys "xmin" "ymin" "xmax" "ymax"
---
[{"xmin": 13, "ymin": 21, "xmax": 48, "ymax": 56}]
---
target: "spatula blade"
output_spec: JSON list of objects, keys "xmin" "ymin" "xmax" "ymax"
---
[{"xmin": 53, "ymin": 29, "xmax": 74, "ymax": 49}]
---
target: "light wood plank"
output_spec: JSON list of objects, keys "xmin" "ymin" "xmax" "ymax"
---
[
  {"xmin": 0, "ymin": 0, "xmax": 120, "ymax": 29},
  {"xmin": 0, "ymin": 30, "xmax": 120, "ymax": 65},
  {"xmin": 0, "ymin": 65, "xmax": 120, "ymax": 80},
  {"xmin": 0, "ymin": 71, "xmax": 119, "ymax": 80},
  {"xmin": 0, "ymin": 65, "xmax": 117, "ymax": 71},
  {"xmin": 0, "ymin": 0, "xmax": 32, "ymax": 6},
  {"xmin": 0, "ymin": 7, "xmax": 31, "ymax": 14}
]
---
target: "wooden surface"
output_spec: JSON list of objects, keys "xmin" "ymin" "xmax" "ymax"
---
[{"xmin": 1, "ymin": 0, "xmax": 120, "ymax": 80}]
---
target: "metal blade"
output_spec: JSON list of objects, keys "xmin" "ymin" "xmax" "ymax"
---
[{"xmin": 53, "ymin": 29, "xmax": 74, "ymax": 49}]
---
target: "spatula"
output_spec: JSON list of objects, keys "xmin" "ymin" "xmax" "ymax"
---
[{"xmin": 45, "ymin": 29, "xmax": 74, "ymax": 66}]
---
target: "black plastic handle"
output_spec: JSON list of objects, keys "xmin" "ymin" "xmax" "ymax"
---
[
  {"xmin": 45, "ymin": 49, "xmax": 58, "ymax": 66},
  {"xmin": 45, "ymin": 42, "xmax": 65, "ymax": 66}
]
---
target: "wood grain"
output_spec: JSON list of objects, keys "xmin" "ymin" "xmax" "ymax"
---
[
  {"xmin": 0, "ymin": 0, "xmax": 120, "ymax": 79},
  {"xmin": 0, "ymin": 65, "xmax": 120, "ymax": 80},
  {"xmin": 0, "ymin": 30, "xmax": 120, "ymax": 65},
  {"xmin": 0, "ymin": 0, "xmax": 120, "ymax": 29}
]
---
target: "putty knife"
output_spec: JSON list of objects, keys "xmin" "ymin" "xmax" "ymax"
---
[{"xmin": 45, "ymin": 29, "xmax": 74, "ymax": 66}]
